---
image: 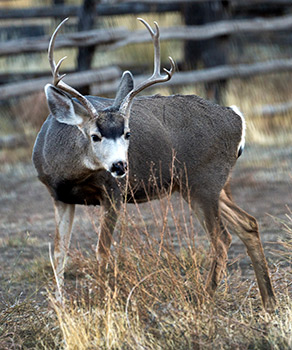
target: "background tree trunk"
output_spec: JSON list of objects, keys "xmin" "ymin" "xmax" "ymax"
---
[
  {"xmin": 77, "ymin": 0, "xmax": 97, "ymax": 95},
  {"xmin": 184, "ymin": 0, "xmax": 230, "ymax": 104}
]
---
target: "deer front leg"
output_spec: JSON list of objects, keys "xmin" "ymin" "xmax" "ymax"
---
[
  {"xmin": 205, "ymin": 222, "xmax": 232, "ymax": 297},
  {"xmin": 192, "ymin": 198, "xmax": 232, "ymax": 298},
  {"xmin": 96, "ymin": 199, "xmax": 121, "ymax": 262},
  {"xmin": 53, "ymin": 200, "xmax": 75, "ymax": 304}
]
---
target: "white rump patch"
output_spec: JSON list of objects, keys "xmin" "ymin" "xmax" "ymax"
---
[{"xmin": 230, "ymin": 105, "xmax": 246, "ymax": 156}]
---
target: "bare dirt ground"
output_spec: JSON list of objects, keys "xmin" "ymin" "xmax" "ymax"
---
[{"xmin": 0, "ymin": 144, "xmax": 291, "ymax": 300}]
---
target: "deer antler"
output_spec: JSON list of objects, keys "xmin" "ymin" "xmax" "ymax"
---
[
  {"xmin": 119, "ymin": 18, "xmax": 175, "ymax": 119},
  {"xmin": 48, "ymin": 18, "xmax": 98, "ymax": 119}
]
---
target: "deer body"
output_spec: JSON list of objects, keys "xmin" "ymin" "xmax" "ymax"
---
[
  {"xmin": 33, "ymin": 94, "xmax": 241, "ymax": 207},
  {"xmin": 32, "ymin": 18, "xmax": 276, "ymax": 312}
]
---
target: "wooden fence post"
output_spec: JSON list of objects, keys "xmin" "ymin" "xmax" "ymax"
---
[
  {"xmin": 183, "ymin": 0, "xmax": 229, "ymax": 104},
  {"xmin": 53, "ymin": 0, "xmax": 64, "ymax": 21},
  {"xmin": 77, "ymin": 0, "xmax": 97, "ymax": 95}
]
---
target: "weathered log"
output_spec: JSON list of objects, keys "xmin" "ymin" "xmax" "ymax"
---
[
  {"xmin": 112, "ymin": 14, "xmax": 292, "ymax": 49},
  {"xmin": 2, "ymin": 59, "xmax": 292, "ymax": 100},
  {"xmin": 254, "ymin": 101, "xmax": 292, "ymax": 117},
  {"xmin": 0, "ymin": 2, "xmax": 180, "ymax": 20},
  {"xmin": 231, "ymin": 0, "xmax": 292, "ymax": 10},
  {"xmin": 0, "ymin": 27, "xmax": 129, "ymax": 56},
  {"xmin": 3, "ymin": 14, "xmax": 292, "ymax": 56},
  {"xmin": 0, "ymin": 134, "xmax": 28, "ymax": 149},
  {"xmin": 92, "ymin": 59, "xmax": 292, "ymax": 95},
  {"xmin": 0, "ymin": 66, "xmax": 121, "ymax": 100}
]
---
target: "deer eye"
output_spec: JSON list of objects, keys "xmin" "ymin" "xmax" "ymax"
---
[
  {"xmin": 91, "ymin": 134, "xmax": 102, "ymax": 142},
  {"xmin": 124, "ymin": 131, "xmax": 131, "ymax": 140}
]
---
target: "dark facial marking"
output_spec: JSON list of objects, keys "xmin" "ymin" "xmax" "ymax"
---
[{"xmin": 95, "ymin": 111, "xmax": 125, "ymax": 139}]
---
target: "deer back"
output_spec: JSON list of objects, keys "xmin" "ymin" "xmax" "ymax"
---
[{"xmin": 128, "ymin": 94, "xmax": 243, "ymax": 195}]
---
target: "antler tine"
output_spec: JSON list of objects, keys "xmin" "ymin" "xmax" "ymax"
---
[
  {"xmin": 54, "ymin": 56, "xmax": 67, "ymax": 85},
  {"xmin": 120, "ymin": 18, "xmax": 175, "ymax": 119},
  {"xmin": 163, "ymin": 56, "xmax": 175, "ymax": 79},
  {"xmin": 48, "ymin": 18, "xmax": 68, "ymax": 78},
  {"xmin": 138, "ymin": 18, "xmax": 161, "ymax": 80},
  {"xmin": 137, "ymin": 18, "xmax": 158, "ymax": 37},
  {"xmin": 140, "ymin": 20, "xmax": 175, "ymax": 80},
  {"xmin": 48, "ymin": 18, "xmax": 98, "ymax": 119}
]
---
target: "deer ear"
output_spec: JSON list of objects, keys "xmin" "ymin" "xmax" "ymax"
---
[
  {"xmin": 45, "ymin": 84, "xmax": 84, "ymax": 126},
  {"xmin": 112, "ymin": 71, "xmax": 134, "ymax": 109}
]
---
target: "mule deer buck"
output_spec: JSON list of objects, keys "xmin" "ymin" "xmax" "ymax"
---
[{"xmin": 32, "ymin": 18, "xmax": 276, "ymax": 312}]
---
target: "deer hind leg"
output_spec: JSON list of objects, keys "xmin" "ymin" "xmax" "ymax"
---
[
  {"xmin": 96, "ymin": 199, "xmax": 120, "ymax": 263},
  {"xmin": 219, "ymin": 188, "xmax": 277, "ymax": 313},
  {"xmin": 53, "ymin": 200, "xmax": 75, "ymax": 303},
  {"xmin": 191, "ymin": 198, "xmax": 232, "ymax": 298}
]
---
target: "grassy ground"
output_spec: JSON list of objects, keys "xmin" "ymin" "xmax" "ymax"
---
[
  {"xmin": 0, "ymin": 191, "xmax": 291, "ymax": 349},
  {"xmin": 0, "ymin": 137, "xmax": 291, "ymax": 349}
]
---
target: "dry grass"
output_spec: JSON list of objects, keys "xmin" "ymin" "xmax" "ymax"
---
[
  {"xmin": 226, "ymin": 73, "xmax": 292, "ymax": 146},
  {"xmin": 49, "ymin": 195, "xmax": 292, "ymax": 350},
  {"xmin": 1, "ymin": 190, "xmax": 291, "ymax": 349},
  {"xmin": 0, "ymin": 298, "xmax": 59, "ymax": 350}
]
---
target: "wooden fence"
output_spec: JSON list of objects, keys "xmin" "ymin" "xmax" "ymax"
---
[{"xmin": 1, "ymin": 0, "xmax": 292, "ymax": 117}]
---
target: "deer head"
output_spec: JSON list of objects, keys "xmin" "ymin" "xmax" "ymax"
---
[{"xmin": 44, "ymin": 18, "xmax": 174, "ymax": 178}]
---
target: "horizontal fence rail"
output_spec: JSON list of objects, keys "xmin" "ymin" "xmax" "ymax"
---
[
  {"xmin": 113, "ymin": 14, "xmax": 292, "ymax": 48},
  {"xmin": 2, "ymin": 59, "xmax": 292, "ymax": 100},
  {"xmin": 255, "ymin": 101, "xmax": 292, "ymax": 116},
  {"xmin": 0, "ymin": 15, "xmax": 292, "ymax": 56},
  {"xmin": 0, "ymin": 2, "xmax": 180, "ymax": 20},
  {"xmin": 92, "ymin": 59, "xmax": 292, "ymax": 95},
  {"xmin": 1, "ymin": 0, "xmax": 292, "ymax": 19},
  {"xmin": 1, "ymin": 1, "xmax": 292, "ymax": 107},
  {"xmin": 2, "ymin": 14, "xmax": 292, "ymax": 57},
  {"xmin": 0, "ymin": 66, "xmax": 121, "ymax": 100},
  {"xmin": 0, "ymin": 27, "xmax": 129, "ymax": 56}
]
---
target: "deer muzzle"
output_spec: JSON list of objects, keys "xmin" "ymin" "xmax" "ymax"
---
[{"xmin": 110, "ymin": 161, "xmax": 128, "ymax": 178}]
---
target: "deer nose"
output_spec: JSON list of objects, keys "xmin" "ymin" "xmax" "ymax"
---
[{"xmin": 110, "ymin": 161, "xmax": 127, "ymax": 177}]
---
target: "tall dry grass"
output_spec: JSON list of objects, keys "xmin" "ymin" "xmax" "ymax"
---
[{"xmin": 16, "ymin": 189, "xmax": 289, "ymax": 350}]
